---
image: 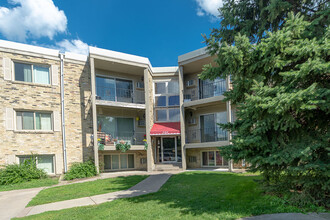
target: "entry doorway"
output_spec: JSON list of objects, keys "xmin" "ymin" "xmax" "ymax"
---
[{"xmin": 156, "ymin": 136, "xmax": 182, "ymax": 163}]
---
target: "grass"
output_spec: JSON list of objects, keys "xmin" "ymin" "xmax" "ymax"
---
[
  {"xmin": 0, "ymin": 177, "xmax": 59, "ymax": 192},
  {"xmin": 27, "ymin": 175, "xmax": 148, "ymax": 207},
  {"xmin": 18, "ymin": 172, "xmax": 304, "ymax": 220}
]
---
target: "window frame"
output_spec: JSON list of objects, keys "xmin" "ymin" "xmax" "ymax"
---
[
  {"xmin": 13, "ymin": 61, "xmax": 51, "ymax": 85},
  {"xmin": 103, "ymin": 153, "xmax": 135, "ymax": 171},
  {"xmin": 153, "ymin": 80, "xmax": 180, "ymax": 122},
  {"xmin": 15, "ymin": 110, "xmax": 53, "ymax": 131},
  {"xmin": 17, "ymin": 154, "xmax": 55, "ymax": 174},
  {"xmin": 95, "ymin": 74, "xmax": 134, "ymax": 102},
  {"xmin": 200, "ymin": 150, "xmax": 228, "ymax": 167}
]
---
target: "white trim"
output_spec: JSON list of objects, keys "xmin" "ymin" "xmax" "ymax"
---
[
  {"xmin": 89, "ymin": 46, "xmax": 151, "ymax": 68},
  {"xmin": 0, "ymin": 40, "xmax": 59, "ymax": 57},
  {"xmin": 152, "ymin": 67, "xmax": 178, "ymax": 73},
  {"xmin": 178, "ymin": 47, "xmax": 209, "ymax": 64},
  {"xmin": 64, "ymin": 52, "xmax": 88, "ymax": 62}
]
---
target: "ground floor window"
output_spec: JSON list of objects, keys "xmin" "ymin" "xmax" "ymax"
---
[
  {"xmin": 18, "ymin": 155, "xmax": 54, "ymax": 174},
  {"xmin": 201, "ymin": 151, "xmax": 228, "ymax": 167},
  {"xmin": 104, "ymin": 154, "xmax": 134, "ymax": 170}
]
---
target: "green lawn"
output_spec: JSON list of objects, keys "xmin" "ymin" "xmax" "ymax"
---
[
  {"xmin": 19, "ymin": 172, "xmax": 303, "ymax": 220},
  {"xmin": 27, "ymin": 175, "xmax": 148, "ymax": 207},
  {"xmin": 0, "ymin": 177, "xmax": 59, "ymax": 192}
]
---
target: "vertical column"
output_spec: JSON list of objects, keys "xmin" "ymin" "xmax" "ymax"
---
[
  {"xmin": 179, "ymin": 66, "xmax": 187, "ymax": 170},
  {"xmin": 90, "ymin": 57, "xmax": 99, "ymax": 173},
  {"xmin": 226, "ymin": 75, "xmax": 233, "ymax": 172},
  {"xmin": 144, "ymin": 68, "xmax": 154, "ymax": 172}
]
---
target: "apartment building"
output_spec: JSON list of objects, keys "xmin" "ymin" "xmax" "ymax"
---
[{"xmin": 0, "ymin": 40, "xmax": 243, "ymax": 175}]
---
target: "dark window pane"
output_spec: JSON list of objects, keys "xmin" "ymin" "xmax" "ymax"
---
[
  {"xmin": 168, "ymin": 95, "xmax": 179, "ymax": 106},
  {"xmin": 15, "ymin": 63, "xmax": 32, "ymax": 82},
  {"xmin": 156, "ymin": 96, "xmax": 166, "ymax": 106}
]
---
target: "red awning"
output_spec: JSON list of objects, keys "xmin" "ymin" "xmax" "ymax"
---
[{"xmin": 150, "ymin": 122, "xmax": 181, "ymax": 136}]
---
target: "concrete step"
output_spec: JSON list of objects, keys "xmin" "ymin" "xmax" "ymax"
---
[{"xmin": 154, "ymin": 163, "xmax": 182, "ymax": 171}]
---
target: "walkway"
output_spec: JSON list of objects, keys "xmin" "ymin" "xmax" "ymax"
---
[
  {"xmin": 0, "ymin": 187, "xmax": 44, "ymax": 220},
  {"xmin": 17, "ymin": 174, "xmax": 171, "ymax": 218}
]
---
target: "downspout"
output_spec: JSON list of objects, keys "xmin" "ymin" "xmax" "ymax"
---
[{"xmin": 60, "ymin": 53, "xmax": 68, "ymax": 173}]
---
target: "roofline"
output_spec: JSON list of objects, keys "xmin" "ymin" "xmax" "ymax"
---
[
  {"xmin": 89, "ymin": 46, "xmax": 152, "ymax": 68},
  {"xmin": 178, "ymin": 47, "xmax": 210, "ymax": 65},
  {"xmin": 152, "ymin": 66, "xmax": 178, "ymax": 73},
  {"xmin": 0, "ymin": 40, "xmax": 59, "ymax": 58}
]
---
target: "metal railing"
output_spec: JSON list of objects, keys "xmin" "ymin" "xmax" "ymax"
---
[
  {"xmin": 96, "ymin": 87, "xmax": 145, "ymax": 104},
  {"xmin": 184, "ymin": 79, "xmax": 226, "ymax": 102},
  {"xmin": 98, "ymin": 131, "xmax": 146, "ymax": 146},
  {"xmin": 186, "ymin": 127, "xmax": 228, "ymax": 144}
]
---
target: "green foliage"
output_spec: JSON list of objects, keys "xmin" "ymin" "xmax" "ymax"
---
[
  {"xmin": 115, "ymin": 141, "xmax": 131, "ymax": 152},
  {"xmin": 202, "ymin": 1, "xmax": 330, "ymax": 207},
  {"xmin": 0, "ymin": 157, "xmax": 47, "ymax": 185},
  {"xmin": 64, "ymin": 160, "xmax": 97, "ymax": 180}
]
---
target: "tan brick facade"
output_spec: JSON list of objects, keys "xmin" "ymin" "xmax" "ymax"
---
[{"xmin": 0, "ymin": 49, "xmax": 93, "ymax": 174}]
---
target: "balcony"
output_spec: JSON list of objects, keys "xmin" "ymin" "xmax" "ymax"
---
[
  {"xmin": 183, "ymin": 79, "xmax": 226, "ymax": 108},
  {"xmin": 98, "ymin": 131, "xmax": 146, "ymax": 146},
  {"xmin": 186, "ymin": 128, "xmax": 228, "ymax": 144},
  {"xmin": 95, "ymin": 87, "xmax": 145, "ymax": 109}
]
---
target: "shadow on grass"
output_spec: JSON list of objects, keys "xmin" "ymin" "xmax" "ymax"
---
[{"xmin": 122, "ymin": 172, "xmax": 301, "ymax": 218}]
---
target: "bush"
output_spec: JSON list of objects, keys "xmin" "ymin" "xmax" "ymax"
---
[
  {"xmin": 64, "ymin": 160, "xmax": 97, "ymax": 180},
  {"xmin": 0, "ymin": 158, "xmax": 47, "ymax": 185}
]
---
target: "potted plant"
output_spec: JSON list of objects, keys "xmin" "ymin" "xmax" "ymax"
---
[{"xmin": 116, "ymin": 140, "xmax": 131, "ymax": 152}]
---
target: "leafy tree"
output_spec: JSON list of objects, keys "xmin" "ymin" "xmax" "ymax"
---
[{"xmin": 201, "ymin": 0, "xmax": 329, "ymax": 207}]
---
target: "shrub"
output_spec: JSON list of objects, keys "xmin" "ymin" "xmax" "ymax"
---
[
  {"xmin": 116, "ymin": 140, "xmax": 131, "ymax": 152},
  {"xmin": 64, "ymin": 160, "xmax": 97, "ymax": 180},
  {"xmin": 0, "ymin": 158, "xmax": 47, "ymax": 185}
]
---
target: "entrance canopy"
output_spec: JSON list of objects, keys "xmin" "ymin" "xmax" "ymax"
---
[{"xmin": 150, "ymin": 122, "xmax": 180, "ymax": 136}]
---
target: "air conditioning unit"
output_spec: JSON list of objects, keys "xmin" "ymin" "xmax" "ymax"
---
[
  {"xmin": 186, "ymin": 80, "xmax": 195, "ymax": 87},
  {"xmin": 188, "ymin": 118, "xmax": 196, "ymax": 125},
  {"xmin": 184, "ymin": 94, "xmax": 191, "ymax": 102},
  {"xmin": 136, "ymin": 82, "xmax": 144, "ymax": 89}
]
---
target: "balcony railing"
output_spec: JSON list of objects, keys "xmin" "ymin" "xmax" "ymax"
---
[
  {"xmin": 96, "ymin": 87, "xmax": 145, "ymax": 104},
  {"xmin": 184, "ymin": 79, "xmax": 226, "ymax": 102},
  {"xmin": 186, "ymin": 128, "xmax": 228, "ymax": 144},
  {"xmin": 98, "ymin": 131, "xmax": 146, "ymax": 146}
]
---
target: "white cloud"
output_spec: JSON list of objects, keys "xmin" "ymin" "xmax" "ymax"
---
[
  {"xmin": 56, "ymin": 39, "xmax": 89, "ymax": 55},
  {"xmin": 195, "ymin": 0, "xmax": 223, "ymax": 18},
  {"xmin": 0, "ymin": 0, "xmax": 67, "ymax": 41}
]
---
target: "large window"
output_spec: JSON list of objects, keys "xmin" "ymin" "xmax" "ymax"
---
[
  {"xmin": 14, "ymin": 62, "xmax": 50, "ymax": 85},
  {"xmin": 16, "ymin": 111, "xmax": 52, "ymax": 131},
  {"xmin": 96, "ymin": 76, "xmax": 133, "ymax": 103},
  {"xmin": 200, "ymin": 112, "xmax": 227, "ymax": 142},
  {"xmin": 154, "ymin": 80, "xmax": 180, "ymax": 122},
  {"xmin": 18, "ymin": 155, "xmax": 55, "ymax": 174},
  {"xmin": 199, "ymin": 77, "xmax": 226, "ymax": 99},
  {"xmin": 97, "ymin": 116, "xmax": 136, "ymax": 143},
  {"xmin": 202, "ymin": 151, "xmax": 228, "ymax": 167},
  {"xmin": 104, "ymin": 154, "xmax": 134, "ymax": 170}
]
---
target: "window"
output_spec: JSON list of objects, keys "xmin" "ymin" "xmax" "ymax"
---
[
  {"xmin": 156, "ymin": 110, "xmax": 167, "ymax": 121},
  {"xmin": 96, "ymin": 76, "xmax": 133, "ymax": 103},
  {"xmin": 16, "ymin": 111, "xmax": 52, "ymax": 131},
  {"xmin": 14, "ymin": 62, "xmax": 50, "ymax": 85},
  {"xmin": 169, "ymin": 109, "xmax": 180, "ymax": 121},
  {"xmin": 18, "ymin": 155, "xmax": 54, "ymax": 174},
  {"xmin": 97, "ymin": 116, "xmax": 135, "ymax": 144},
  {"xmin": 199, "ymin": 77, "xmax": 226, "ymax": 99},
  {"xmin": 200, "ymin": 112, "xmax": 227, "ymax": 142},
  {"xmin": 104, "ymin": 154, "xmax": 134, "ymax": 170},
  {"xmin": 202, "ymin": 151, "xmax": 228, "ymax": 167},
  {"xmin": 155, "ymin": 96, "xmax": 166, "ymax": 107},
  {"xmin": 154, "ymin": 80, "xmax": 180, "ymax": 122}
]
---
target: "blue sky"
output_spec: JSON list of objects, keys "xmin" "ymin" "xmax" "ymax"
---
[{"xmin": 0, "ymin": 0, "xmax": 222, "ymax": 66}]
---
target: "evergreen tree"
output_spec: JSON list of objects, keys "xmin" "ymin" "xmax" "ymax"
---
[{"xmin": 201, "ymin": 0, "xmax": 330, "ymax": 207}]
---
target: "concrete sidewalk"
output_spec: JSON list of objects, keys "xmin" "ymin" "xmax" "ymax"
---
[
  {"xmin": 0, "ymin": 187, "xmax": 44, "ymax": 220},
  {"xmin": 17, "ymin": 173, "xmax": 171, "ymax": 218}
]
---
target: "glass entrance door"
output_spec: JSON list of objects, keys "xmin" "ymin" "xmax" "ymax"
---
[{"xmin": 161, "ymin": 137, "xmax": 176, "ymax": 162}]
